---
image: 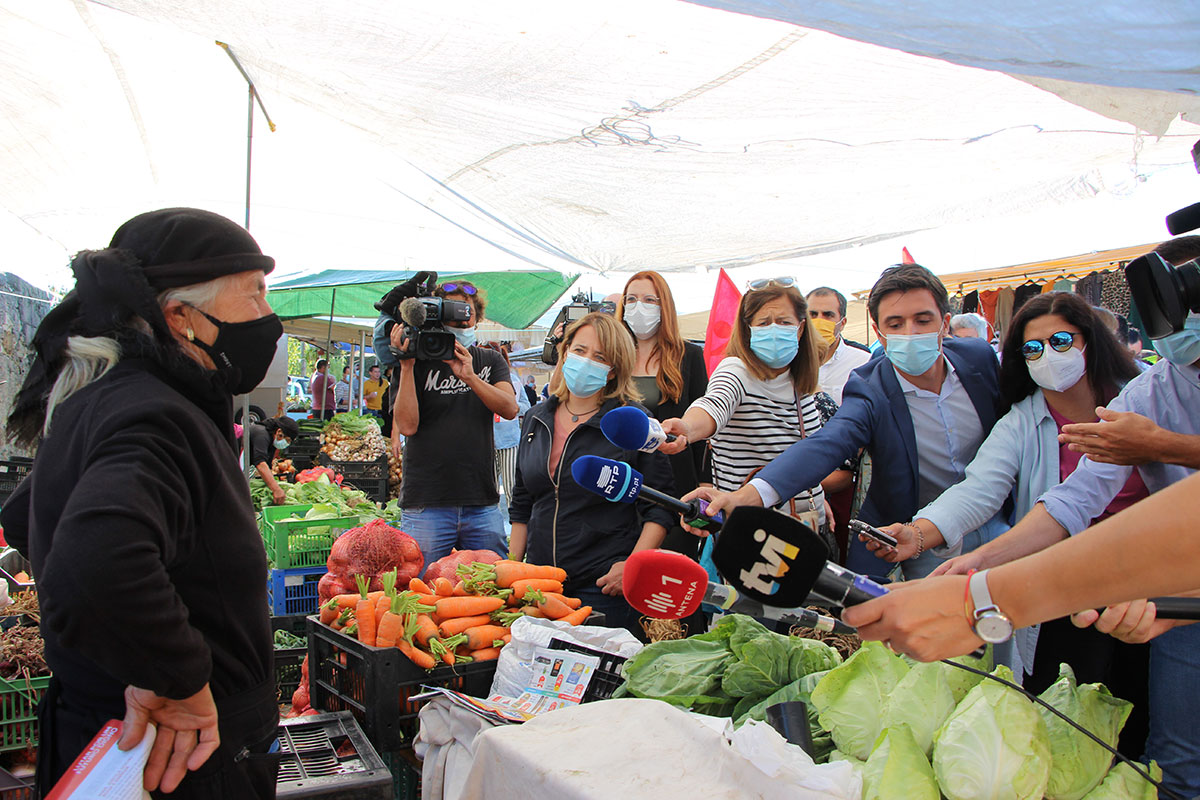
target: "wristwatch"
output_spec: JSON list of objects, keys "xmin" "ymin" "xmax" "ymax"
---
[{"xmin": 967, "ymin": 569, "xmax": 1014, "ymax": 643}]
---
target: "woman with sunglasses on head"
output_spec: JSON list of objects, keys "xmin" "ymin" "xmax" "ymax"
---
[
  {"xmin": 508, "ymin": 313, "xmax": 675, "ymax": 636},
  {"xmin": 864, "ymin": 292, "xmax": 1149, "ymax": 750},
  {"xmin": 660, "ymin": 278, "xmax": 840, "ymax": 560}
]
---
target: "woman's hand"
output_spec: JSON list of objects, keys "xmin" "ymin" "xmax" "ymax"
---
[
  {"xmin": 658, "ymin": 418, "xmax": 690, "ymax": 455},
  {"xmin": 121, "ymin": 683, "xmax": 220, "ymax": 793},
  {"xmin": 929, "ymin": 550, "xmax": 987, "ymax": 577},
  {"xmin": 1070, "ymin": 599, "xmax": 1179, "ymax": 644},
  {"xmin": 679, "ymin": 485, "xmax": 762, "ymax": 535},
  {"xmin": 596, "ymin": 560, "xmax": 625, "ymax": 596},
  {"xmin": 861, "ymin": 523, "xmax": 917, "ymax": 563}
]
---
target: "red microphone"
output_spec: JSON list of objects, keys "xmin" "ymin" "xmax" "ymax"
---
[{"xmin": 622, "ymin": 549, "xmax": 853, "ymax": 634}]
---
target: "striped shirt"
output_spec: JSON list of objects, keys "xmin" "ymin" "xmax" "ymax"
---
[{"xmin": 691, "ymin": 357, "xmax": 826, "ymax": 516}]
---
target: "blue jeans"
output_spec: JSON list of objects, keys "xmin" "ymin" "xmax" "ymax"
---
[
  {"xmin": 1145, "ymin": 622, "xmax": 1200, "ymax": 796},
  {"xmin": 401, "ymin": 505, "xmax": 507, "ymax": 573}
]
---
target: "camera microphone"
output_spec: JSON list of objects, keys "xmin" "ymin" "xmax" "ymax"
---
[
  {"xmin": 398, "ymin": 297, "xmax": 427, "ymax": 327},
  {"xmin": 600, "ymin": 406, "xmax": 677, "ymax": 453},
  {"xmin": 1166, "ymin": 201, "xmax": 1200, "ymax": 236}
]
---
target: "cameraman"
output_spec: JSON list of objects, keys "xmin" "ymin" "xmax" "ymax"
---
[{"xmin": 389, "ymin": 280, "xmax": 518, "ymax": 565}]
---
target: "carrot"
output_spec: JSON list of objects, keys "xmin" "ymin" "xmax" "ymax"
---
[
  {"xmin": 375, "ymin": 608, "xmax": 403, "ymax": 648},
  {"xmin": 376, "ymin": 592, "xmax": 436, "ymax": 648},
  {"xmin": 469, "ymin": 647, "xmax": 503, "ymax": 661},
  {"xmin": 433, "ymin": 577, "xmax": 455, "ymax": 596},
  {"xmin": 463, "ymin": 625, "xmax": 511, "ymax": 651},
  {"xmin": 413, "ymin": 614, "xmax": 439, "ymax": 649},
  {"xmin": 435, "ymin": 595, "xmax": 505, "ymax": 617},
  {"xmin": 452, "ymin": 581, "xmax": 470, "ymax": 596},
  {"xmin": 520, "ymin": 606, "xmax": 546, "ymax": 618},
  {"xmin": 545, "ymin": 593, "xmax": 582, "ymax": 610},
  {"xmin": 409, "ymin": 577, "xmax": 433, "ymax": 595},
  {"xmin": 438, "ymin": 614, "xmax": 494, "ymax": 638},
  {"xmin": 559, "ymin": 605, "xmax": 593, "ymax": 626},
  {"xmin": 367, "ymin": 590, "xmax": 387, "ymax": 602},
  {"xmin": 492, "ymin": 610, "xmax": 523, "ymax": 627},
  {"xmin": 505, "ymin": 593, "xmax": 522, "ymax": 607},
  {"xmin": 526, "ymin": 589, "xmax": 572, "ymax": 620},
  {"xmin": 413, "ymin": 593, "xmax": 440, "ymax": 606},
  {"xmin": 491, "ymin": 561, "xmax": 567, "ymax": 588},
  {"xmin": 429, "ymin": 633, "xmax": 469, "ymax": 666},
  {"xmin": 355, "ymin": 575, "xmax": 377, "ymax": 647},
  {"xmin": 331, "ymin": 607, "xmax": 354, "ymax": 631},
  {"xmin": 375, "ymin": 570, "xmax": 399, "ymax": 618},
  {"xmin": 397, "ymin": 638, "xmax": 437, "ymax": 669},
  {"xmin": 510, "ymin": 578, "xmax": 564, "ymax": 599},
  {"xmin": 319, "ymin": 598, "xmax": 341, "ymax": 625},
  {"xmin": 333, "ymin": 592, "xmax": 360, "ymax": 609}
]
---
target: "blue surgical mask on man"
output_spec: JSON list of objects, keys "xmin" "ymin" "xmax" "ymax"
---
[
  {"xmin": 749, "ymin": 324, "xmax": 800, "ymax": 369},
  {"xmin": 452, "ymin": 326, "xmax": 477, "ymax": 348},
  {"xmin": 884, "ymin": 331, "xmax": 943, "ymax": 376},
  {"xmin": 562, "ymin": 353, "xmax": 612, "ymax": 397},
  {"xmin": 275, "ymin": 437, "xmax": 290, "ymax": 451},
  {"xmin": 1153, "ymin": 314, "xmax": 1200, "ymax": 366}
]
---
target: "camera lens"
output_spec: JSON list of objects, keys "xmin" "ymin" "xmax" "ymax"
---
[{"xmin": 1126, "ymin": 253, "xmax": 1200, "ymax": 339}]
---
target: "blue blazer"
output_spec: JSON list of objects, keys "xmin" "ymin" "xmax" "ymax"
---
[{"xmin": 755, "ymin": 336, "xmax": 1008, "ymax": 578}]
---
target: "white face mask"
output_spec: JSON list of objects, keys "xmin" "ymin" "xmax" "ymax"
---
[
  {"xmin": 623, "ymin": 301, "xmax": 662, "ymax": 340},
  {"xmin": 1027, "ymin": 346, "xmax": 1087, "ymax": 393}
]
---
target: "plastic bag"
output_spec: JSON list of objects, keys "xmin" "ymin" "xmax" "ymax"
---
[{"xmin": 489, "ymin": 617, "xmax": 643, "ymax": 699}]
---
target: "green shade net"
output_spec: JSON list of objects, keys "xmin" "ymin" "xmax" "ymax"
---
[{"xmin": 267, "ymin": 269, "xmax": 578, "ymax": 330}]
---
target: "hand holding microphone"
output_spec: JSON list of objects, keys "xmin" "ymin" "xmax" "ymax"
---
[
  {"xmin": 571, "ymin": 455, "xmax": 724, "ymax": 532},
  {"xmin": 599, "ymin": 406, "xmax": 679, "ymax": 453}
]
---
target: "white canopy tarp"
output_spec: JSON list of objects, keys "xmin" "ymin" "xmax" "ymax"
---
[{"xmin": 2, "ymin": 0, "xmax": 1198, "ymax": 288}]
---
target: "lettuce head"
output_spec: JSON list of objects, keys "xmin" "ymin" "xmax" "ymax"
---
[
  {"xmin": 862, "ymin": 726, "xmax": 939, "ymax": 800},
  {"xmin": 1039, "ymin": 664, "xmax": 1132, "ymax": 800},
  {"xmin": 880, "ymin": 660, "xmax": 958, "ymax": 756},
  {"xmin": 810, "ymin": 641, "xmax": 910, "ymax": 760}
]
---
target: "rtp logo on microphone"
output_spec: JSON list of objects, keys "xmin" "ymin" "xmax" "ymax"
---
[{"xmin": 739, "ymin": 526, "xmax": 799, "ymax": 596}]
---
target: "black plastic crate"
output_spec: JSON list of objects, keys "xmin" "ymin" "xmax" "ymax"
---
[
  {"xmin": 547, "ymin": 637, "xmax": 628, "ymax": 702},
  {"xmin": 307, "ymin": 617, "xmax": 497, "ymax": 752},
  {"xmin": 273, "ymin": 615, "xmax": 310, "ymax": 704},
  {"xmin": 317, "ymin": 453, "xmax": 388, "ymax": 481},
  {"xmin": 288, "ymin": 434, "xmax": 323, "ymax": 472},
  {"xmin": 275, "ymin": 711, "xmax": 392, "ymax": 799},
  {"xmin": 0, "ymin": 766, "xmax": 33, "ymax": 800},
  {"xmin": 379, "ymin": 749, "xmax": 421, "ymax": 800},
  {"xmin": 0, "ymin": 460, "xmax": 32, "ymax": 507}
]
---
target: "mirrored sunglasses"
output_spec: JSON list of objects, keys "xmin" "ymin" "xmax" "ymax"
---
[
  {"xmin": 441, "ymin": 282, "xmax": 478, "ymax": 296},
  {"xmin": 1021, "ymin": 331, "xmax": 1080, "ymax": 361}
]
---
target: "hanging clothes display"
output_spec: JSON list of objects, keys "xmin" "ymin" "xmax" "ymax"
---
[
  {"xmin": 978, "ymin": 289, "xmax": 1000, "ymax": 327},
  {"xmin": 961, "ymin": 290, "xmax": 979, "ymax": 313},
  {"xmin": 1074, "ymin": 272, "xmax": 1103, "ymax": 305},
  {"xmin": 1100, "ymin": 269, "xmax": 1131, "ymax": 317},
  {"xmin": 994, "ymin": 287, "xmax": 1016, "ymax": 338},
  {"xmin": 1012, "ymin": 282, "xmax": 1041, "ymax": 313},
  {"xmin": 949, "ymin": 293, "xmax": 964, "ymax": 314}
]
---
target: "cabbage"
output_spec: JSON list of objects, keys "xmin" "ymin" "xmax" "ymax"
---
[
  {"xmin": 943, "ymin": 646, "xmax": 994, "ymax": 704},
  {"xmin": 862, "ymin": 726, "xmax": 939, "ymax": 800},
  {"xmin": 620, "ymin": 638, "xmax": 734, "ymax": 708},
  {"xmin": 810, "ymin": 641, "xmax": 909, "ymax": 760},
  {"xmin": 880, "ymin": 661, "xmax": 957, "ymax": 756},
  {"xmin": 1080, "ymin": 761, "xmax": 1161, "ymax": 800},
  {"xmin": 932, "ymin": 665, "xmax": 1051, "ymax": 800},
  {"xmin": 1038, "ymin": 664, "xmax": 1132, "ymax": 800}
]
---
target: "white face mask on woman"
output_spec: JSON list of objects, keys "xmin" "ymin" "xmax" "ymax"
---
[
  {"xmin": 1027, "ymin": 346, "xmax": 1087, "ymax": 393},
  {"xmin": 623, "ymin": 302, "xmax": 661, "ymax": 340}
]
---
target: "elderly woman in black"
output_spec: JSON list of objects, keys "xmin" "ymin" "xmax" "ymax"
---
[{"xmin": 1, "ymin": 208, "xmax": 281, "ymax": 797}]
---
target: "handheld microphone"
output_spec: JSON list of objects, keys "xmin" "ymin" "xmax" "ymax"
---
[
  {"xmin": 1166, "ymin": 201, "xmax": 1200, "ymax": 236},
  {"xmin": 600, "ymin": 406, "xmax": 677, "ymax": 453},
  {"xmin": 570, "ymin": 455, "xmax": 723, "ymax": 531},
  {"xmin": 398, "ymin": 297, "xmax": 428, "ymax": 327},
  {"xmin": 622, "ymin": 549, "xmax": 855, "ymax": 634}
]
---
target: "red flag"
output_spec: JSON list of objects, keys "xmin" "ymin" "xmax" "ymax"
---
[
  {"xmin": 901, "ymin": 247, "xmax": 916, "ymax": 264},
  {"xmin": 704, "ymin": 269, "xmax": 742, "ymax": 375}
]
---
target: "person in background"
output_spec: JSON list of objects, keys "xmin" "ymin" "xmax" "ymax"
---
[
  {"xmin": 806, "ymin": 286, "xmax": 871, "ymax": 406},
  {"xmin": 0, "ymin": 208, "xmax": 281, "ymax": 796},
  {"xmin": 949, "ymin": 312, "xmax": 989, "ymax": 340},
  {"xmin": 1127, "ymin": 326, "xmax": 1155, "ymax": 370},
  {"xmin": 683, "ymin": 264, "xmax": 1009, "ymax": 583},
  {"xmin": 248, "ymin": 415, "xmax": 301, "ymax": 505},
  {"xmin": 310, "ymin": 358, "xmax": 335, "ymax": 420},
  {"xmin": 522, "ymin": 374, "xmax": 539, "ymax": 407},
  {"xmin": 485, "ymin": 342, "xmax": 531, "ymax": 522},
  {"xmin": 660, "ymin": 278, "xmax": 840, "ymax": 570},
  {"xmin": 865, "ymin": 292, "xmax": 1148, "ymax": 750},
  {"xmin": 334, "ymin": 365, "xmax": 351, "ymax": 412},
  {"xmin": 362, "ymin": 363, "xmax": 389, "ymax": 418},
  {"xmin": 391, "ymin": 280, "xmax": 518, "ymax": 565},
  {"xmin": 508, "ymin": 313, "xmax": 674, "ymax": 636},
  {"xmin": 615, "ymin": 272, "xmax": 710, "ymax": 602}
]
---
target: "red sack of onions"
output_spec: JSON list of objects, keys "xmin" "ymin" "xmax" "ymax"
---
[{"xmin": 318, "ymin": 519, "xmax": 423, "ymax": 602}]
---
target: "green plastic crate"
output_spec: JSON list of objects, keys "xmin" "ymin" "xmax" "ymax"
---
[
  {"xmin": 0, "ymin": 674, "xmax": 49, "ymax": 753},
  {"xmin": 262, "ymin": 504, "xmax": 360, "ymax": 569}
]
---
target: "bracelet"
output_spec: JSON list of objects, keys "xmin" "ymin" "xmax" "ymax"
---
[{"xmin": 905, "ymin": 522, "xmax": 925, "ymax": 557}]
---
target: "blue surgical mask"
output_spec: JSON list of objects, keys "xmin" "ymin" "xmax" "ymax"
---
[
  {"xmin": 562, "ymin": 353, "xmax": 612, "ymax": 397},
  {"xmin": 275, "ymin": 437, "xmax": 290, "ymax": 451},
  {"xmin": 884, "ymin": 331, "xmax": 943, "ymax": 376},
  {"xmin": 749, "ymin": 324, "xmax": 800, "ymax": 368},
  {"xmin": 1153, "ymin": 315, "xmax": 1200, "ymax": 366},
  {"xmin": 452, "ymin": 326, "xmax": 477, "ymax": 347}
]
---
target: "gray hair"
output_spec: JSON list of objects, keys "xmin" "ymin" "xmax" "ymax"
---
[
  {"xmin": 42, "ymin": 275, "xmax": 235, "ymax": 436},
  {"xmin": 949, "ymin": 313, "xmax": 988, "ymax": 339}
]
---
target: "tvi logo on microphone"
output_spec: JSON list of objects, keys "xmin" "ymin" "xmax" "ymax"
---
[{"xmin": 739, "ymin": 526, "xmax": 799, "ymax": 596}]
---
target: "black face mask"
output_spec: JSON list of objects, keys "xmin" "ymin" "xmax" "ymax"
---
[{"xmin": 187, "ymin": 306, "xmax": 283, "ymax": 394}]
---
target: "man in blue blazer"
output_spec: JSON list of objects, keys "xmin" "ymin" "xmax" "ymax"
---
[{"xmin": 689, "ymin": 264, "xmax": 1009, "ymax": 580}]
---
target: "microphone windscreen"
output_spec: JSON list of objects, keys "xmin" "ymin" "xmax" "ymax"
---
[
  {"xmin": 600, "ymin": 406, "xmax": 652, "ymax": 450},
  {"xmin": 1166, "ymin": 202, "xmax": 1200, "ymax": 236},
  {"xmin": 570, "ymin": 455, "xmax": 641, "ymax": 503},
  {"xmin": 712, "ymin": 506, "xmax": 829, "ymax": 607},
  {"xmin": 622, "ymin": 549, "xmax": 708, "ymax": 618},
  {"xmin": 398, "ymin": 297, "xmax": 427, "ymax": 327}
]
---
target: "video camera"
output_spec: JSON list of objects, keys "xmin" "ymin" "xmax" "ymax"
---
[
  {"xmin": 541, "ymin": 291, "xmax": 617, "ymax": 365},
  {"xmin": 374, "ymin": 271, "xmax": 474, "ymax": 361}
]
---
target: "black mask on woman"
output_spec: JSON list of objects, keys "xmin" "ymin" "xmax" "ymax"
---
[{"xmin": 187, "ymin": 306, "xmax": 283, "ymax": 394}]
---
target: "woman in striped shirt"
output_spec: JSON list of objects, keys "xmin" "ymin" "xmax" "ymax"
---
[{"xmin": 661, "ymin": 279, "xmax": 836, "ymax": 533}]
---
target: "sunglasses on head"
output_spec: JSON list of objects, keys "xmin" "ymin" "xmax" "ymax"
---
[
  {"xmin": 746, "ymin": 276, "xmax": 798, "ymax": 291},
  {"xmin": 441, "ymin": 282, "xmax": 478, "ymax": 296},
  {"xmin": 1021, "ymin": 331, "xmax": 1081, "ymax": 361}
]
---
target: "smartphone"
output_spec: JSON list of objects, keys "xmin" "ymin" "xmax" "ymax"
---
[{"xmin": 849, "ymin": 519, "xmax": 898, "ymax": 548}]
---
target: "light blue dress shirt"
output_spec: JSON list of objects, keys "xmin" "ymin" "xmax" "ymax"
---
[{"xmin": 493, "ymin": 373, "xmax": 531, "ymax": 450}]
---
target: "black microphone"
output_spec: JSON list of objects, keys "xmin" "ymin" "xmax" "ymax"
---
[
  {"xmin": 570, "ymin": 455, "xmax": 724, "ymax": 531},
  {"xmin": 1166, "ymin": 201, "xmax": 1200, "ymax": 236}
]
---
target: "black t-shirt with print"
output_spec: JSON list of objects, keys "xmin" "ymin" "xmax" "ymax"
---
[{"xmin": 400, "ymin": 347, "xmax": 511, "ymax": 508}]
